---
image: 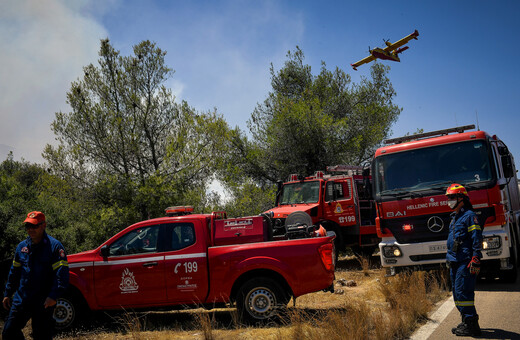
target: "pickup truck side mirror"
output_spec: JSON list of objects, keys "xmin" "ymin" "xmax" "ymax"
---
[{"xmin": 100, "ymin": 245, "xmax": 110, "ymax": 258}]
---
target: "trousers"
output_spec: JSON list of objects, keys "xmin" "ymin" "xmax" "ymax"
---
[
  {"xmin": 449, "ymin": 260, "xmax": 478, "ymax": 318},
  {"xmin": 2, "ymin": 299, "xmax": 56, "ymax": 340}
]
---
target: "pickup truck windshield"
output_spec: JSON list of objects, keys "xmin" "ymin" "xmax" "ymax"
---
[
  {"xmin": 280, "ymin": 181, "xmax": 320, "ymax": 204},
  {"xmin": 374, "ymin": 140, "xmax": 494, "ymax": 196}
]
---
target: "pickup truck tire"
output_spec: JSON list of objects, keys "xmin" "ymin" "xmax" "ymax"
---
[
  {"xmin": 54, "ymin": 292, "xmax": 86, "ymax": 330},
  {"xmin": 236, "ymin": 277, "xmax": 288, "ymax": 324}
]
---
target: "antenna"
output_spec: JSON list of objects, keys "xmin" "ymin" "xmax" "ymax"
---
[{"xmin": 475, "ymin": 110, "xmax": 480, "ymax": 131}]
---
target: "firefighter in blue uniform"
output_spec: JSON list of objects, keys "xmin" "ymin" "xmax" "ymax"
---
[
  {"xmin": 2, "ymin": 211, "xmax": 69, "ymax": 340},
  {"xmin": 445, "ymin": 184, "xmax": 483, "ymax": 337}
]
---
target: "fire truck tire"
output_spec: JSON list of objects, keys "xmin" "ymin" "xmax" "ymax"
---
[
  {"xmin": 285, "ymin": 211, "xmax": 312, "ymax": 227},
  {"xmin": 54, "ymin": 291, "xmax": 87, "ymax": 330},
  {"xmin": 501, "ymin": 229, "xmax": 518, "ymax": 283},
  {"xmin": 351, "ymin": 245, "xmax": 376, "ymax": 258},
  {"xmin": 236, "ymin": 277, "xmax": 288, "ymax": 324}
]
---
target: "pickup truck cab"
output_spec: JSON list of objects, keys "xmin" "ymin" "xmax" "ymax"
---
[{"xmin": 54, "ymin": 207, "xmax": 336, "ymax": 328}]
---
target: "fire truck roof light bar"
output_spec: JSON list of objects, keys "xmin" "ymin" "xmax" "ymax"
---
[{"xmin": 384, "ymin": 124, "xmax": 476, "ymax": 145}]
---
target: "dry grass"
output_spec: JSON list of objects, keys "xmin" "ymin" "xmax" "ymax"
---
[{"xmin": 42, "ymin": 255, "xmax": 450, "ymax": 340}]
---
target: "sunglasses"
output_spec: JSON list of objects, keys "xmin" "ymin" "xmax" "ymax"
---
[{"xmin": 25, "ymin": 223, "xmax": 43, "ymax": 230}]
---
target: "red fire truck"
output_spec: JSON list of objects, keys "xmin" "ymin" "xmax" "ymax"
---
[
  {"xmin": 372, "ymin": 125, "xmax": 520, "ymax": 281},
  {"xmin": 54, "ymin": 207, "xmax": 335, "ymax": 328},
  {"xmin": 264, "ymin": 166, "xmax": 379, "ymax": 256}
]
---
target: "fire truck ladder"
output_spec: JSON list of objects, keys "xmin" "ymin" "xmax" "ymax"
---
[{"xmin": 384, "ymin": 124, "xmax": 475, "ymax": 145}]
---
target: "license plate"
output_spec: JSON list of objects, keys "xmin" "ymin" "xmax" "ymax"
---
[{"xmin": 429, "ymin": 245, "xmax": 447, "ymax": 252}]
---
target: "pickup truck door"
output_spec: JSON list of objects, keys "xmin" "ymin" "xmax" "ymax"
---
[
  {"xmin": 323, "ymin": 179, "xmax": 357, "ymax": 226},
  {"xmin": 164, "ymin": 220, "xmax": 209, "ymax": 304},
  {"xmin": 94, "ymin": 224, "xmax": 166, "ymax": 308}
]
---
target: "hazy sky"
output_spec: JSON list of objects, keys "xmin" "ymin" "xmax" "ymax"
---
[{"xmin": 2, "ymin": 0, "xmax": 520, "ymax": 165}]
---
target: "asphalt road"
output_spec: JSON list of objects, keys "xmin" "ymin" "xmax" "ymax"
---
[{"xmin": 412, "ymin": 271, "xmax": 520, "ymax": 339}]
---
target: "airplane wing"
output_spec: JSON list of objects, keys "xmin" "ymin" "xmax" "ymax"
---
[
  {"xmin": 351, "ymin": 55, "xmax": 376, "ymax": 70},
  {"xmin": 383, "ymin": 29, "xmax": 419, "ymax": 52}
]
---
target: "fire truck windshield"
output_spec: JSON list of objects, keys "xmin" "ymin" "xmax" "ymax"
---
[
  {"xmin": 374, "ymin": 140, "xmax": 494, "ymax": 197},
  {"xmin": 280, "ymin": 181, "xmax": 320, "ymax": 204}
]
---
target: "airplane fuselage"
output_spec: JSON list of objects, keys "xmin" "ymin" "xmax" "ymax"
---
[{"xmin": 370, "ymin": 48, "xmax": 400, "ymax": 62}]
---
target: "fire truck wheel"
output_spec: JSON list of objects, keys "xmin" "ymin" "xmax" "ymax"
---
[
  {"xmin": 501, "ymin": 230, "xmax": 518, "ymax": 283},
  {"xmin": 236, "ymin": 277, "xmax": 288, "ymax": 324},
  {"xmin": 351, "ymin": 245, "xmax": 376, "ymax": 258},
  {"xmin": 285, "ymin": 211, "xmax": 312, "ymax": 228}
]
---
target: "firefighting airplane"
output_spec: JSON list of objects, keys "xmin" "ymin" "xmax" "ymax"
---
[{"xmin": 351, "ymin": 29, "xmax": 419, "ymax": 70}]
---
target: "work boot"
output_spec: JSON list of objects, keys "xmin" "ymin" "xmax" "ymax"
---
[
  {"xmin": 454, "ymin": 315, "xmax": 481, "ymax": 337},
  {"xmin": 451, "ymin": 316, "xmax": 465, "ymax": 334},
  {"xmin": 451, "ymin": 322, "xmax": 464, "ymax": 334}
]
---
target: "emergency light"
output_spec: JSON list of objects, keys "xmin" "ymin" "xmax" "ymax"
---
[
  {"xmin": 165, "ymin": 206, "xmax": 194, "ymax": 216},
  {"xmin": 289, "ymin": 174, "xmax": 299, "ymax": 181}
]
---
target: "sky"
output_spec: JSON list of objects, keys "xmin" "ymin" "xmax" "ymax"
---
[{"xmin": 1, "ymin": 0, "xmax": 520, "ymax": 167}]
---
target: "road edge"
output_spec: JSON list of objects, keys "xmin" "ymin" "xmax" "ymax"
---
[{"xmin": 409, "ymin": 296, "xmax": 454, "ymax": 340}]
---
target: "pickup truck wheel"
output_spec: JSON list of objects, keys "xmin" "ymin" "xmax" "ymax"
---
[
  {"xmin": 54, "ymin": 295, "xmax": 83, "ymax": 330},
  {"xmin": 236, "ymin": 278, "xmax": 288, "ymax": 324}
]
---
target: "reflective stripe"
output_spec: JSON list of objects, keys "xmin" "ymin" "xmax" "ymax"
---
[
  {"xmin": 468, "ymin": 225, "xmax": 481, "ymax": 232},
  {"xmin": 12, "ymin": 260, "xmax": 21, "ymax": 268},
  {"xmin": 164, "ymin": 253, "xmax": 206, "ymax": 261},
  {"xmin": 52, "ymin": 260, "xmax": 69, "ymax": 270},
  {"xmin": 455, "ymin": 300, "xmax": 475, "ymax": 307},
  {"xmin": 70, "ymin": 253, "xmax": 207, "ymax": 268},
  {"xmin": 69, "ymin": 262, "xmax": 94, "ymax": 269},
  {"xmin": 93, "ymin": 256, "xmax": 164, "ymax": 266}
]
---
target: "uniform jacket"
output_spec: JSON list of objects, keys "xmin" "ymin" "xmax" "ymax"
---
[
  {"xmin": 3, "ymin": 232, "xmax": 69, "ymax": 305},
  {"xmin": 446, "ymin": 207, "xmax": 483, "ymax": 263}
]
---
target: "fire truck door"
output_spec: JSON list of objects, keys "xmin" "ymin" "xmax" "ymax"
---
[
  {"xmin": 323, "ymin": 179, "xmax": 357, "ymax": 226},
  {"xmin": 164, "ymin": 221, "xmax": 209, "ymax": 304},
  {"xmin": 94, "ymin": 224, "xmax": 166, "ymax": 308}
]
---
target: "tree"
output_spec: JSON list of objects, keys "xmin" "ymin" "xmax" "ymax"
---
[
  {"xmin": 227, "ymin": 47, "xmax": 401, "ymax": 184},
  {"xmin": 0, "ymin": 153, "xmax": 43, "ymax": 261},
  {"xmin": 44, "ymin": 39, "xmax": 230, "ymax": 220}
]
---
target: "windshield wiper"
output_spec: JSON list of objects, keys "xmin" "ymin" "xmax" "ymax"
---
[
  {"xmin": 428, "ymin": 181, "xmax": 455, "ymax": 191},
  {"xmin": 380, "ymin": 190, "xmax": 415, "ymax": 199}
]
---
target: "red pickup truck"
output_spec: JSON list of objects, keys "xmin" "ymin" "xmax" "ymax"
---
[{"xmin": 54, "ymin": 207, "xmax": 336, "ymax": 328}]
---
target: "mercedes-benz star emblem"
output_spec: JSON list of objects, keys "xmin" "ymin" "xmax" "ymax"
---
[{"xmin": 427, "ymin": 216, "xmax": 444, "ymax": 233}]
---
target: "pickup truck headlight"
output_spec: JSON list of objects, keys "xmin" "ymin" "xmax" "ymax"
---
[
  {"xmin": 482, "ymin": 236, "xmax": 501, "ymax": 250},
  {"xmin": 382, "ymin": 245, "xmax": 402, "ymax": 258}
]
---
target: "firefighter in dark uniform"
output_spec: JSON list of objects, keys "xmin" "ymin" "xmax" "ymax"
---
[
  {"xmin": 445, "ymin": 184, "xmax": 483, "ymax": 337},
  {"xmin": 2, "ymin": 211, "xmax": 69, "ymax": 340}
]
